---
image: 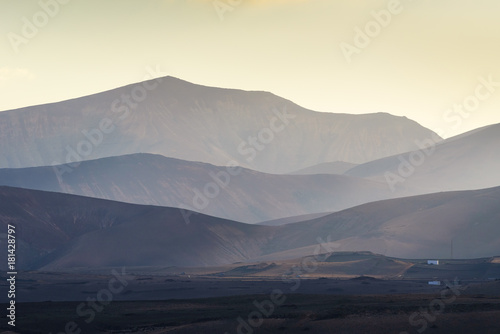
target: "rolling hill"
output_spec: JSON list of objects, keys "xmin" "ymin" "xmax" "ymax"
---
[
  {"xmin": 0, "ymin": 153, "xmax": 397, "ymax": 223},
  {"xmin": 1, "ymin": 186, "xmax": 499, "ymax": 271},
  {"xmin": 0, "ymin": 186, "xmax": 272, "ymax": 270},
  {"xmin": 272, "ymin": 186, "xmax": 500, "ymax": 260}
]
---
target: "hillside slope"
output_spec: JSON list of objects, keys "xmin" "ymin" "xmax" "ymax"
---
[
  {"xmin": 0, "ymin": 186, "xmax": 272, "ymax": 270},
  {"xmin": 346, "ymin": 124, "xmax": 500, "ymax": 193},
  {"xmin": 0, "ymin": 154, "xmax": 397, "ymax": 223},
  {"xmin": 1, "ymin": 186, "xmax": 500, "ymax": 270}
]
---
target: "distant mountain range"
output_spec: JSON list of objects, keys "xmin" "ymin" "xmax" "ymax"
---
[
  {"xmin": 1, "ymin": 121, "xmax": 498, "ymax": 223},
  {"xmin": 2, "ymin": 186, "xmax": 499, "ymax": 271},
  {"xmin": 1, "ymin": 76, "xmax": 498, "ymax": 270},
  {"xmin": 0, "ymin": 76, "xmax": 440, "ymax": 173}
]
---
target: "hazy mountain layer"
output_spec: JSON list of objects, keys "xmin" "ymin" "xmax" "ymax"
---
[
  {"xmin": 346, "ymin": 124, "xmax": 500, "ymax": 193},
  {"xmin": 0, "ymin": 154, "xmax": 396, "ymax": 223},
  {"xmin": 0, "ymin": 76, "xmax": 440, "ymax": 173}
]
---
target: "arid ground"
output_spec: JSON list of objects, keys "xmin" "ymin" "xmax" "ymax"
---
[{"xmin": 2, "ymin": 255, "xmax": 500, "ymax": 334}]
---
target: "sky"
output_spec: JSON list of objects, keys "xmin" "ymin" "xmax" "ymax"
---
[{"xmin": 1, "ymin": 0, "xmax": 499, "ymax": 138}]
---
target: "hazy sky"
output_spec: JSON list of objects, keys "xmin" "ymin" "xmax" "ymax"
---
[{"xmin": 1, "ymin": 0, "xmax": 499, "ymax": 138}]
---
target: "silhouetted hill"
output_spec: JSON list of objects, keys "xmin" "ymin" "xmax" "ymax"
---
[{"xmin": 1, "ymin": 186, "xmax": 500, "ymax": 270}]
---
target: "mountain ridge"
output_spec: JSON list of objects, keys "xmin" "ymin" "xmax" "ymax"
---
[{"xmin": 0, "ymin": 76, "xmax": 441, "ymax": 173}]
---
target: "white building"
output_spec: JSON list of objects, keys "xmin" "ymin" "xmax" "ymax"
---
[{"xmin": 427, "ymin": 260, "xmax": 439, "ymax": 265}]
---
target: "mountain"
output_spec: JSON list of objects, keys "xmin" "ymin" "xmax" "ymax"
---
[
  {"xmin": 345, "ymin": 123, "xmax": 500, "ymax": 193},
  {"xmin": 290, "ymin": 161, "xmax": 358, "ymax": 175},
  {"xmin": 0, "ymin": 153, "xmax": 397, "ymax": 223},
  {"xmin": 0, "ymin": 186, "xmax": 271, "ymax": 270},
  {"xmin": 0, "ymin": 76, "xmax": 440, "ymax": 173},
  {"xmin": 2, "ymin": 186, "xmax": 500, "ymax": 270}
]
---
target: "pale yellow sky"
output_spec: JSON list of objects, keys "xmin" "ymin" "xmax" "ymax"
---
[{"xmin": 1, "ymin": 0, "xmax": 499, "ymax": 138}]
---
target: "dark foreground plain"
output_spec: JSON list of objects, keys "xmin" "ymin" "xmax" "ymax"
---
[
  {"xmin": 1, "ymin": 254, "xmax": 499, "ymax": 333},
  {"xmin": 2, "ymin": 291, "xmax": 500, "ymax": 334},
  {"xmin": 1, "ymin": 271, "xmax": 500, "ymax": 334},
  {"xmin": 1, "ymin": 254, "xmax": 500, "ymax": 333}
]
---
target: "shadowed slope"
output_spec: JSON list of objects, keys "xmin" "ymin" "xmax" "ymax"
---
[
  {"xmin": 0, "ymin": 186, "xmax": 274, "ymax": 270},
  {"xmin": 273, "ymin": 186, "xmax": 500, "ymax": 259},
  {"xmin": 2, "ymin": 186, "xmax": 500, "ymax": 270}
]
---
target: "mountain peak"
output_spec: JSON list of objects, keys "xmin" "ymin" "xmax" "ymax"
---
[{"xmin": 0, "ymin": 77, "xmax": 440, "ymax": 173}]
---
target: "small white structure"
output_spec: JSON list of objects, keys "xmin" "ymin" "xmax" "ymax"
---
[
  {"xmin": 427, "ymin": 260, "xmax": 439, "ymax": 265},
  {"xmin": 428, "ymin": 281, "xmax": 441, "ymax": 286}
]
